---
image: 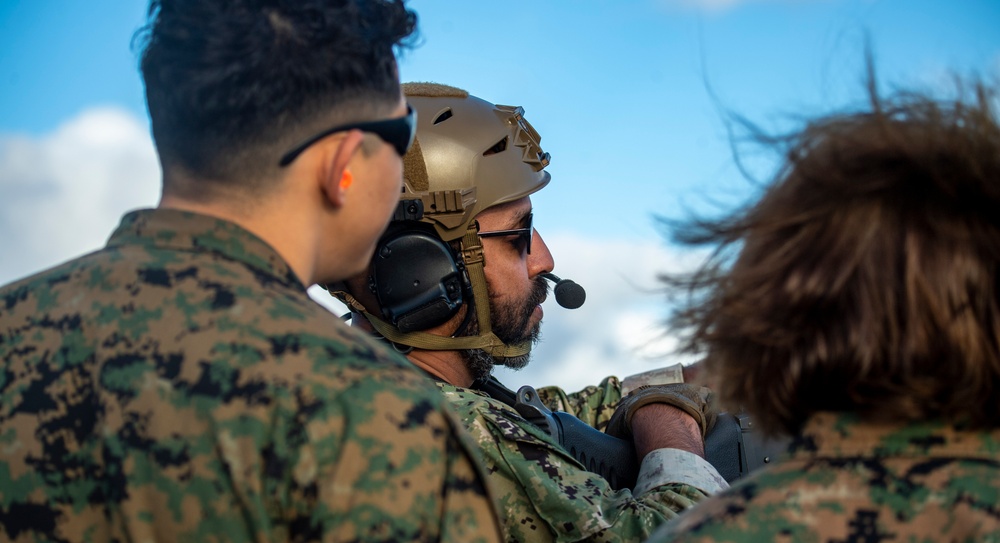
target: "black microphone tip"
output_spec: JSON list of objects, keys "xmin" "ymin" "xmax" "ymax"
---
[
  {"xmin": 541, "ymin": 272, "xmax": 586, "ymax": 309},
  {"xmin": 554, "ymin": 280, "xmax": 586, "ymax": 309}
]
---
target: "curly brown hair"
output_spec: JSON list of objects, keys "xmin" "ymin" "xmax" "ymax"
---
[{"xmin": 666, "ymin": 76, "xmax": 1000, "ymax": 436}]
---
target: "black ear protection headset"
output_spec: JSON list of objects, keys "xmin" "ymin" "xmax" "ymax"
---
[{"xmin": 369, "ymin": 220, "xmax": 472, "ymax": 333}]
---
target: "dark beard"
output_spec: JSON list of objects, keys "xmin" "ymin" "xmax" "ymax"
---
[{"xmin": 461, "ymin": 277, "xmax": 548, "ymax": 382}]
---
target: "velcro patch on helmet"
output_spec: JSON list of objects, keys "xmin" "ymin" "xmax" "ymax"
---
[
  {"xmin": 403, "ymin": 82, "xmax": 469, "ymax": 98},
  {"xmin": 403, "ymin": 137, "xmax": 430, "ymax": 192}
]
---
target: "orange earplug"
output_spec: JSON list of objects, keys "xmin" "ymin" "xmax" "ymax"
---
[{"xmin": 340, "ymin": 170, "xmax": 354, "ymax": 191}]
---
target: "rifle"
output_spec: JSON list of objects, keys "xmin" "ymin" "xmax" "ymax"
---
[{"xmin": 474, "ymin": 376, "xmax": 788, "ymax": 490}]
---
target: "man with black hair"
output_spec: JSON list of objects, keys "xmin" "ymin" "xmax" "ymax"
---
[{"xmin": 0, "ymin": 2, "xmax": 502, "ymax": 542}]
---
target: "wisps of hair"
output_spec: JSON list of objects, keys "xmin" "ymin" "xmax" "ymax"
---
[{"xmin": 662, "ymin": 65, "xmax": 1000, "ymax": 436}]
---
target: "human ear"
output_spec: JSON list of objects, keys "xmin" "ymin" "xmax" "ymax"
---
[{"xmin": 321, "ymin": 129, "xmax": 364, "ymax": 207}]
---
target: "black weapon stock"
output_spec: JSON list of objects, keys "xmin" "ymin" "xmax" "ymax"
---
[{"xmin": 475, "ymin": 377, "xmax": 788, "ymax": 489}]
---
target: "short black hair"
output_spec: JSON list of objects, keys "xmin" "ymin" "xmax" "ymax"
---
[{"xmin": 135, "ymin": 0, "xmax": 417, "ymax": 194}]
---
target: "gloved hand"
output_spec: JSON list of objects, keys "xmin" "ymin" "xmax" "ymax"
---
[{"xmin": 606, "ymin": 383, "xmax": 718, "ymax": 439}]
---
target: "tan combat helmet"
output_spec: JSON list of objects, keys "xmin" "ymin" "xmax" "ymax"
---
[
  {"xmin": 400, "ymin": 82, "xmax": 550, "ymax": 242},
  {"xmin": 335, "ymin": 82, "xmax": 551, "ymax": 357}
]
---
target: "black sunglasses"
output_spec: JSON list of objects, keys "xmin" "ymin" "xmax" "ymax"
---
[
  {"xmin": 478, "ymin": 213, "xmax": 534, "ymax": 254},
  {"xmin": 278, "ymin": 104, "xmax": 417, "ymax": 166}
]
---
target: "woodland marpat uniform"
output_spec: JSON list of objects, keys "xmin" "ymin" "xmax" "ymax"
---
[
  {"xmin": 0, "ymin": 209, "xmax": 501, "ymax": 543},
  {"xmin": 647, "ymin": 412, "xmax": 1000, "ymax": 543},
  {"xmin": 438, "ymin": 378, "xmax": 727, "ymax": 543}
]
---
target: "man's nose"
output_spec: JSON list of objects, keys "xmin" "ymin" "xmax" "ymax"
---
[{"xmin": 529, "ymin": 229, "xmax": 555, "ymax": 277}]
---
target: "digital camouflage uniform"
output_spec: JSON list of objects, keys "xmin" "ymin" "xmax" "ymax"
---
[
  {"xmin": 0, "ymin": 209, "xmax": 502, "ymax": 543},
  {"xmin": 438, "ymin": 372, "xmax": 727, "ymax": 543},
  {"xmin": 647, "ymin": 411, "xmax": 1000, "ymax": 543}
]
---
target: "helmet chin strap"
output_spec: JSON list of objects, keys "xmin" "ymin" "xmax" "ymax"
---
[{"xmin": 332, "ymin": 222, "xmax": 531, "ymax": 358}]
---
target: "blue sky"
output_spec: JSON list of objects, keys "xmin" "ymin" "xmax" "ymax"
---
[{"xmin": 2, "ymin": 0, "xmax": 998, "ymax": 390}]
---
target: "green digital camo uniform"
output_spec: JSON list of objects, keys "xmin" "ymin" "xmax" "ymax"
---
[
  {"xmin": 647, "ymin": 412, "xmax": 1000, "ymax": 543},
  {"xmin": 0, "ymin": 209, "xmax": 502, "ymax": 543},
  {"xmin": 438, "ymin": 375, "xmax": 728, "ymax": 543}
]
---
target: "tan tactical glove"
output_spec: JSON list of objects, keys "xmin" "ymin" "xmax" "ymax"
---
[{"xmin": 606, "ymin": 383, "xmax": 718, "ymax": 439}]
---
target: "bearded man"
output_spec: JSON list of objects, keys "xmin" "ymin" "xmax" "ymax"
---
[{"xmin": 333, "ymin": 82, "xmax": 727, "ymax": 543}]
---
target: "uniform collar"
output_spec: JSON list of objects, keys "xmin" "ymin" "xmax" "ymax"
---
[
  {"xmin": 789, "ymin": 411, "xmax": 1000, "ymax": 460},
  {"xmin": 107, "ymin": 208, "xmax": 304, "ymax": 289}
]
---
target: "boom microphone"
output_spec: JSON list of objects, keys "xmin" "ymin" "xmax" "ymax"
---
[{"xmin": 541, "ymin": 273, "xmax": 586, "ymax": 309}]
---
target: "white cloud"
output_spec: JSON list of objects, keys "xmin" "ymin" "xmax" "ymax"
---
[
  {"xmin": 310, "ymin": 284, "xmax": 350, "ymax": 316},
  {"xmin": 662, "ymin": 0, "xmax": 747, "ymax": 12},
  {"xmin": 0, "ymin": 107, "xmax": 160, "ymax": 284}
]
